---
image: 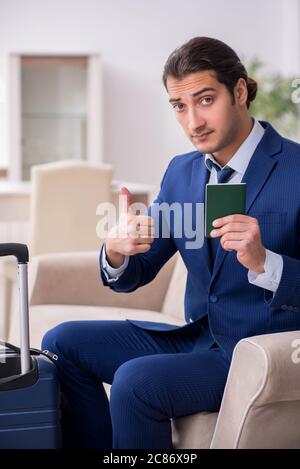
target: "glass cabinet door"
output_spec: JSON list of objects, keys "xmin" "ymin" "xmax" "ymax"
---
[{"xmin": 21, "ymin": 56, "xmax": 87, "ymax": 180}]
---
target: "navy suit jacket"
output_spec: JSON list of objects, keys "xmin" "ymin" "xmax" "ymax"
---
[{"xmin": 100, "ymin": 121, "xmax": 300, "ymax": 359}]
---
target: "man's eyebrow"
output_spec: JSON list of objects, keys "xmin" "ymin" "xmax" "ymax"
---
[{"xmin": 169, "ymin": 87, "xmax": 216, "ymax": 103}]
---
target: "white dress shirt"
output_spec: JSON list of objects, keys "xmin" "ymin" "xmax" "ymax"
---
[
  {"xmin": 102, "ymin": 244, "xmax": 129, "ymax": 283},
  {"xmin": 102, "ymin": 119, "xmax": 283, "ymax": 292}
]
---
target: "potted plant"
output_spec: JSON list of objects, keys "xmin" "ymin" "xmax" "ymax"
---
[{"xmin": 247, "ymin": 58, "xmax": 299, "ymax": 140}]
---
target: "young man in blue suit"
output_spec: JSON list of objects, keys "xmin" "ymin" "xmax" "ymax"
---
[{"xmin": 42, "ymin": 37, "xmax": 300, "ymax": 449}]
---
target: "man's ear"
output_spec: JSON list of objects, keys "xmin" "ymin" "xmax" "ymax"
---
[{"xmin": 234, "ymin": 78, "xmax": 248, "ymax": 106}]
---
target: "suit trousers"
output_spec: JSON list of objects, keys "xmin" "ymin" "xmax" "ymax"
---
[{"xmin": 41, "ymin": 319, "xmax": 231, "ymax": 449}]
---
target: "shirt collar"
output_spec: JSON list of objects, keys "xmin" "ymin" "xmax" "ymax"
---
[{"xmin": 205, "ymin": 119, "xmax": 265, "ymax": 176}]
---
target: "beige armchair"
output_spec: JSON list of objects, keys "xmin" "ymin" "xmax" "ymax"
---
[
  {"xmin": 30, "ymin": 159, "xmax": 113, "ymax": 256},
  {"xmin": 8, "ymin": 251, "xmax": 300, "ymax": 449}
]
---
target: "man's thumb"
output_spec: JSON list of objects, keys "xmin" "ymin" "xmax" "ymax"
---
[{"xmin": 120, "ymin": 186, "xmax": 132, "ymax": 214}]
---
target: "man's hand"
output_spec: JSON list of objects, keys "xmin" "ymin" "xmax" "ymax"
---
[
  {"xmin": 105, "ymin": 187, "xmax": 155, "ymax": 268},
  {"xmin": 210, "ymin": 214, "xmax": 266, "ymax": 274}
]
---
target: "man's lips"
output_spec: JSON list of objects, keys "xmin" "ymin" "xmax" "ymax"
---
[
  {"xmin": 192, "ymin": 130, "xmax": 214, "ymax": 138},
  {"xmin": 191, "ymin": 130, "xmax": 214, "ymax": 140}
]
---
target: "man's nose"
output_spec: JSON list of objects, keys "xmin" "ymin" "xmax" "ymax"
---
[{"xmin": 187, "ymin": 108, "xmax": 206, "ymax": 132}]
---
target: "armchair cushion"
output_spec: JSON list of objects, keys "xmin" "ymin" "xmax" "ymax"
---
[
  {"xmin": 172, "ymin": 411, "xmax": 218, "ymax": 449},
  {"xmin": 9, "ymin": 304, "xmax": 183, "ymax": 349},
  {"xmin": 29, "ymin": 251, "xmax": 176, "ymax": 312}
]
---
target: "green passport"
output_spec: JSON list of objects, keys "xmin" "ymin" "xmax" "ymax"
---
[{"xmin": 205, "ymin": 183, "xmax": 246, "ymax": 237}]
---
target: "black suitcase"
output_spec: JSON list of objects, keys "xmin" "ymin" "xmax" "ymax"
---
[{"xmin": 0, "ymin": 243, "xmax": 61, "ymax": 448}]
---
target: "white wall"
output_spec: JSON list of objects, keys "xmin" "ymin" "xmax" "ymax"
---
[{"xmin": 0, "ymin": 0, "xmax": 299, "ymax": 190}]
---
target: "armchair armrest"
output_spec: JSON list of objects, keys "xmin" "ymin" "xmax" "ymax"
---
[
  {"xmin": 211, "ymin": 330, "xmax": 300, "ymax": 449},
  {"xmin": 29, "ymin": 251, "xmax": 176, "ymax": 312}
]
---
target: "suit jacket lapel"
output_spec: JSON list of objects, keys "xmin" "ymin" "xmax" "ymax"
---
[
  {"xmin": 243, "ymin": 122, "xmax": 282, "ymax": 213},
  {"xmin": 210, "ymin": 121, "xmax": 282, "ymax": 284}
]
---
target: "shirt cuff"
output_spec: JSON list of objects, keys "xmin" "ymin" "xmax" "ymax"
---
[
  {"xmin": 248, "ymin": 249, "xmax": 283, "ymax": 293},
  {"xmin": 101, "ymin": 244, "xmax": 129, "ymax": 283}
]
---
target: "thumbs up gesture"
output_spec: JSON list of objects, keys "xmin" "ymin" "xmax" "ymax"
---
[{"xmin": 105, "ymin": 187, "xmax": 155, "ymax": 268}]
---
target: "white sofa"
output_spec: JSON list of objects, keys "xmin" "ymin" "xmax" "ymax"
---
[{"xmin": 7, "ymin": 251, "xmax": 300, "ymax": 449}]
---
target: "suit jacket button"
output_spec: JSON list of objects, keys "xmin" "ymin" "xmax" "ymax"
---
[
  {"xmin": 209, "ymin": 294, "xmax": 219, "ymax": 303},
  {"xmin": 281, "ymin": 305, "xmax": 288, "ymax": 310}
]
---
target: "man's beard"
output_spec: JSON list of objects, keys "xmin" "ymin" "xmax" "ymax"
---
[{"xmin": 194, "ymin": 122, "xmax": 238, "ymax": 156}]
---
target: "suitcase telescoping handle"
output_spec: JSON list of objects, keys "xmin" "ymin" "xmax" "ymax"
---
[{"xmin": 0, "ymin": 243, "xmax": 31, "ymax": 375}]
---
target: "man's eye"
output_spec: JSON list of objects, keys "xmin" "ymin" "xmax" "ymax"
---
[
  {"xmin": 200, "ymin": 97, "xmax": 213, "ymax": 105},
  {"xmin": 172, "ymin": 103, "xmax": 184, "ymax": 112}
]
